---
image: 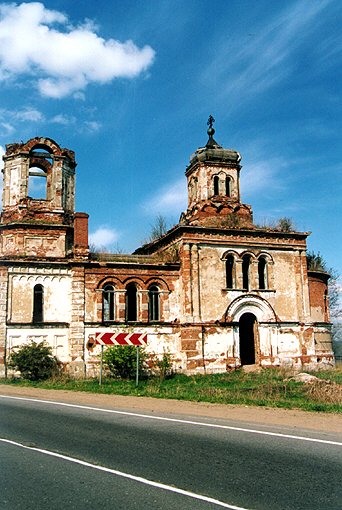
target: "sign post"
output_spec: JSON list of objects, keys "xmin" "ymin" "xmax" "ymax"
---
[
  {"xmin": 136, "ymin": 347, "xmax": 139, "ymax": 387},
  {"xmin": 99, "ymin": 345, "xmax": 104, "ymax": 386},
  {"xmin": 93, "ymin": 332, "xmax": 148, "ymax": 386}
]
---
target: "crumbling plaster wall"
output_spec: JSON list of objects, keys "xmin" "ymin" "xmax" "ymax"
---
[
  {"xmin": 177, "ymin": 322, "xmax": 330, "ymax": 373},
  {"xmin": 6, "ymin": 328, "xmax": 70, "ymax": 366},
  {"xmin": 188, "ymin": 244, "xmax": 308, "ymax": 323},
  {"xmin": 2, "ymin": 156, "xmax": 28, "ymax": 207},
  {"xmin": 1, "ymin": 230, "xmax": 67, "ymax": 258},
  {"xmin": 3, "ymin": 266, "xmax": 72, "ymax": 374},
  {"xmin": 8, "ymin": 267, "xmax": 71, "ymax": 323},
  {"xmin": 174, "ymin": 238, "xmax": 322, "ymax": 370},
  {"xmin": 188, "ymin": 164, "xmax": 239, "ymax": 206},
  {"xmin": 84, "ymin": 325, "xmax": 182, "ymax": 376},
  {"xmin": 0, "ymin": 267, "xmax": 8, "ymax": 376}
]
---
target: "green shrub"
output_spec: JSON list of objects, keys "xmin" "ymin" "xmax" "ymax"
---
[
  {"xmin": 9, "ymin": 341, "xmax": 60, "ymax": 381},
  {"xmin": 150, "ymin": 349, "xmax": 174, "ymax": 380},
  {"xmin": 102, "ymin": 345, "xmax": 148, "ymax": 379}
]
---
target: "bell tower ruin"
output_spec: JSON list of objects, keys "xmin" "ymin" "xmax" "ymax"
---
[
  {"xmin": 0, "ymin": 137, "xmax": 88, "ymax": 259},
  {"xmin": 181, "ymin": 115, "xmax": 253, "ymax": 228}
]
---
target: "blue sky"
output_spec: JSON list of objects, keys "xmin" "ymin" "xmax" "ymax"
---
[{"xmin": 0, "ymin": 0, "xmax": 341, "ymax": 277}]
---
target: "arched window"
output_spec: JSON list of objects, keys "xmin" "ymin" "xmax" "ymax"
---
[
  {"xmin": 225, "ymin": 176, "xmax": 231, "ymax": 197},
  {"xmin": 33, "ymin": 284, "xmax": 44, "ymax": 323},
  {"xmin": 242, "ymin": 255, "xmax": 251, "ymax": 290},
  {"xmin": 28, "ymin": 166, "xmax": 47, "ymax": 199},
  {"xmin": 126, "ymin": 283, "xmax": 138, "ymax": 322},
  {"xmin": 213, "ymin": 175, "xmax": 219, "ymax": 195},
  {"xmin": 258, "ymin": 257, "xmax": 267, "ymax": 290},
  {"xmin": 103, "ymin": 284, "xmax": 115, "ymax": 321},
  {"xmin": 148, "ymin": 285, "xmax": 160, "ymax": 322},
  {"xmin": 225, "ymin": 255, "xmax": 235, "ymax": 288},
  {"xmin": 28, "ymin": 146, "xmax": 54, "ymax": 200}
]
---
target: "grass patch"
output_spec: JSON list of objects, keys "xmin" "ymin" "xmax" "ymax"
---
[{"xmin": 1, "ymin": 368, "xmax": 342, "ymax": 413}]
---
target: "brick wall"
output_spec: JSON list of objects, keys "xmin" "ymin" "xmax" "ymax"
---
[
  {"xmin": 308, "ymin": 270, "xmax": 330, "ymax": 322},
  {"xmin": 74, "ymin": 212, "xmax": 89, "ymax": 257}
]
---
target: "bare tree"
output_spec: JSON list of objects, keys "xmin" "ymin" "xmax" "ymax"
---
[
  {"xmin": 149, "ymin": 214, "xmax": 168, "ymax": 242},
  {"xmin": 89, "ymin": 242, "xmax": 124, "ymax": 255}
]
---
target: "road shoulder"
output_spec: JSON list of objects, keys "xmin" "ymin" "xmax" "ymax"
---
[{"xmin": 0, "ymin": 384, "xmax": 341, "ymax": 433}]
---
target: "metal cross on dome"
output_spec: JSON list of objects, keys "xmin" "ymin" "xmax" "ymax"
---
[
  {"xmin": 206, "ymin": 114, "xmax": 216, "ymax": 141},
  {"xmin": 207, "ymin": 114, "xmax": 215, "ymax": 129}
]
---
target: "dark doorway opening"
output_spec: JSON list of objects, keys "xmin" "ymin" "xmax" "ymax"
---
[{"xmin": 239, "ymin": 312, "xmax": 257, "ymax": 365}]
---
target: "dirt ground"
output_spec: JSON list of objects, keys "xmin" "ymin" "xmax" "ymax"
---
[{"xmin": 0, "ymin": 384, "xmax": 341, "ymax": 434}]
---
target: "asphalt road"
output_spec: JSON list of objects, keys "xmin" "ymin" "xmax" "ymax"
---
[{"xmin": 0, "ymin": 395, "xmax": 341, "ymax": 510}]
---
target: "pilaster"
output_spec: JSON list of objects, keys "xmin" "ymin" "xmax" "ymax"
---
[
  {"xmin": 0, "ymin": 267, "xmax": 8, "ymax": 376},
  {"xmin": 69, "ymin": 266, "xmax": 85, "ymax": 366},
  {"xmin": 191, "ymin": 244, "xmax": 201, "ymax": 321},
  {"xmin": 181, "ymin": 243, "xmax": 193, "ymax": 320}
]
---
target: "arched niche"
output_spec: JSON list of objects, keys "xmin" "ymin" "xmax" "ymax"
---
[{"xmin": 226, "ymin": 294, "xmax": 277, "ymax": 323}]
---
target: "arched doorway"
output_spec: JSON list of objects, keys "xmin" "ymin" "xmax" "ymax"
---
[{"xmin": 239, "ymin": 312, "xmax": 257, "ymax": 365}]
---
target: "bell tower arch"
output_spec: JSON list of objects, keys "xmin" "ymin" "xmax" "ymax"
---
[{"xmin": 2, "ymin": 137, "xmax": 75, "ymax": 218}]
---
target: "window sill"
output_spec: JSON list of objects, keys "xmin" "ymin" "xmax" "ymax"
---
[
  {"xmin": 99, "ymin": 320, "xmax": 165, "ymax": 326},
  {"xmin": 222, "ymin": 288, "xmax": 275, "ymax": 293},
  {"xmin": 253, "ymin": 288, "xmax": 275, "ymax": 292},
  {"xmin": 7, "ymin": 322, "xmax": 70, "ymax": 328}
]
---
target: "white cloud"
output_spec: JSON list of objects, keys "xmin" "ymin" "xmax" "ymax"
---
[
  {"xmin": 241, "ymin": 159, "xmax": 286, "ymax": 199},
  {"xmin": 0, "ymin": 106, "xmax": 43, "ymax": 136},
  {"xmin": 0, "ymin": 2, "xmax": 155, "ymax": 98},
  {"xmin": 143, "ymin": 177, "xmax": 187, "ymax": 215},
  {"xmin": 13, "ymin": 107, "xmax": 43, "ymax": 122},
  {"xmin": 51, "ymin": 113, "xmax": 100, "ymax": 132},
  {"xmin": 73, "ymin": 91, "xmax": 86, "ymax": 101},
  {"xmin": 89, "ymin": 226, "xmax": 118, "ymax": 249},
  {"xmin": 83, "ymin": 120, "xmax": 101, "ymax": 133},
  {"xmin": 51, "ymin": 114, "xmax": 76, "ymax": 125},
  {"xmin": 0, "ymin": 121, "xmax": 14, "ymax": 135},
  {"xmin": 0, "ymin": 106, "xmax": 43, "ymax": 124}
]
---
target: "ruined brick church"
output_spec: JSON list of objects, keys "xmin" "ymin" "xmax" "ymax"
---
[{"xmin": 0, "ymin": 119, "xmax": 334, "ymax": 376}]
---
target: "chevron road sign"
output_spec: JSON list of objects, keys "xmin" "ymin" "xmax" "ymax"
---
[
  {"xmin": 95, "ymin": 332, "xmax": 148, "ymax": 346},
  {"xmin": 92, "ymin": 332, "xmax": 148, "ymax": 387}
]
